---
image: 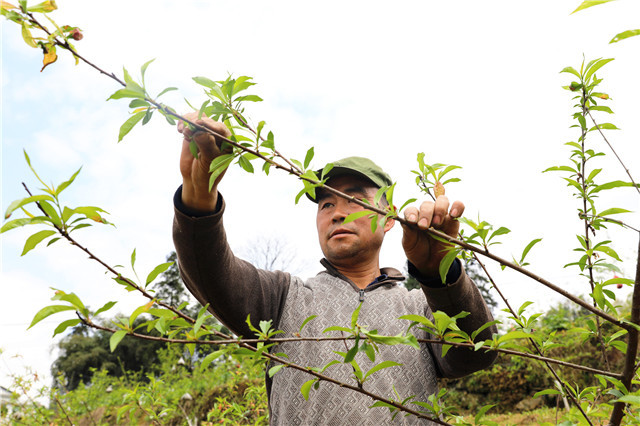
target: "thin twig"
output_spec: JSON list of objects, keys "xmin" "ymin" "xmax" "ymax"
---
[
  {"xmin": 587, "ymin": 110, "xmax": 640, "ymax": 196},
  {"xmin": 79, "ymin": 317, "xmax": 620, "ymax": 378},
  {"xmin": 579, "ymin": 213, "xmax": 640, "ymax": 233},
  {"xmin": 53, "ymin": 395, "xmax": 74, "ymax": 426}
]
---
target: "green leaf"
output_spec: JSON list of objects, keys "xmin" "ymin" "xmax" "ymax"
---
[
  {"xmin": 585, "ymin": 58, "xmax": 614, "ymax": 82},
  {"xmin": 321, "ymin": 163, "xmax": 334, "ymax": 180},
  {"xmin": 131, "ymin": 248, "xmax": 137, "ymax": 269},
  {"xmin": 299, "ymin": 315, "xmax": 317, "ymax": 333},
  {"xmin": 145, "ymin": 262, "xmax": 173, "ymax": 285},
  {"xmin": 199, "ymin": 350, "xmax": 224, "ymax": 371},
  {"xmin": 303, "ymin": 147, "xmax": 314, "ymax": 169},
  {"xmin": 56, "ymin": 167, "xmax": 82, "ymax": 196},
  {"xmin": 589, "ymin": 123, "xmax": 619, "ymax": 132},
  {"xmin": 571, "ymin": 0, "xmax": 616, "ymax": 14},
  {"xmin": 589, "ymin": 105, "xmax": 613, "ymax": 114},
  {"xmin": 192, "ymin": 76, "xmax": 217, "ymax": 89},
  {"xmin": 598, "ymin": 207, "xmax": 631, "ymax": 217},
  {"xmin": 28, "ymin": 305, "xmax": 76, "ymax": 329},
  {"xmin": 52, "ymin": 319, "xmax": 81, "ymax": 337},
  {"xmin": 520, "ymin": 238, "xmax": 542, "ymax": 264},
  {"xmin": 140, "ymin": 58, "xmax": 155, "ymax": 85},
  {"xmin": 300, "ymin": 379, "xmax": 316, "ymax": 400},
  {"xmin": 208, "ymin": 153, "xmax": 235, "ymax": 190},
  {"xmin": 439, "ymin": 248, "xmax": 458, "ymax": 284},
  {"xmin": 94, "ymin": 301, "xmax": 117, "ymax": 316},
  {"xmin": 107, "ymin": 88, "xmax": 145, "ymax": 101},
  {"xmin": 364, "ymin": 361, "xmax": 402, "ymax": 380},
  {"xmin": 351, "ymin": 302, "xmax": 362, "ymax": 328},
  {"xmin": 615, "ymin": 395, "xmax": 640, "ymax": 406},
  {"xmin": 21, "ymin": 230, "xmax": 56, "ymax": 256},
  {"xmin": 592, "ymin": 180, "xmax": 638, "ymax": 194},
  {"xmin": 238, "ymin": 155, "xmax": 254, "ymax": 173},
  {"xmin": 157, "ymin": 87, "xmax": 178, "ymax": 98},
  {"xmin": 323, "ymin": 326, "xmax": 353, "ymax": 334},
  {"xmin": 4, "ymin": 195, "xmax": 54, "ymax": 219},
  {"xmin": 610, "ymin": 29, "xmax": 640, "ymax": 44},
  {"xmin": 38, "ymin": 201, "xmax": 61, "ymax": 227},
  {"xmin": 343, "ymin": 210, "xmax": 372, "ymax": 225},
  {"xmin": 399, "ymin": 314, "xmax": 436, "ymax": 330},
  {"xmin": 235, "ymin": 95, "xmax": 263, "ymax": 102},
  {"xmin": 534, "ymin": 389, "xmax": 561, "ymax": 398},
  {"xmin": 488, "ymin": 226, "xmax": 510, "ymax": 242},
  {"xmin": 344, "ymin": 344, "xmax": 358, "ymax": 363},
  {"xmin": 593, "ymin": 245, "xmax": 621, "ymax": 261},
  {"xmin": 118, "ymin": 111, "xmax": 146, "ymax": 142},
  {"xmin": 560, "ymin": 66, "xmax": 580, "ymax": 78},
  {"xmin": 1, "ymin": 217, "xmax": 49, "ymax": 233},
  {"xmin": 543, "ymin": 165, "xmax": 576, "ymax": 174},
  {"xmin": 110, "ymin": 330, "xmax": 128, "ymax": 352},
  {"xmin": 268, "ymin": 364, "xmax": 285, "ymax": 377}
]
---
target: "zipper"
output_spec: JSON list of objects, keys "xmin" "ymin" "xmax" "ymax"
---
[{"xmin": 359, "ymin": 289, "xmax": 365, "ymax": 302}]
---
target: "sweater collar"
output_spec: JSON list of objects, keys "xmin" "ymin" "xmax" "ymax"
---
[{"xmin": 319, "ymin": 258, "xmax": 405, "ymax": 291}]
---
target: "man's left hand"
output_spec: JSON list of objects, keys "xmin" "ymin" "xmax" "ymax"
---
[{"xmin": 401, "ymin": 196, "xmax": 465, "ymax": 279}]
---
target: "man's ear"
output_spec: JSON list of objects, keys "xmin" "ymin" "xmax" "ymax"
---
[{"xmin": 383, "ymin": 217, "xmax": 395, "ymax": 233}]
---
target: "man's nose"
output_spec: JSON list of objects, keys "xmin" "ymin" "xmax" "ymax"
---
[{"xmin": 331, "ymin": 200, "xmax": 350, "ymax": 223}]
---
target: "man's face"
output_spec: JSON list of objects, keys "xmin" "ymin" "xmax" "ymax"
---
[{"xmin": 315, "ymin": 175, "xmax": 394, "ymax": 268}]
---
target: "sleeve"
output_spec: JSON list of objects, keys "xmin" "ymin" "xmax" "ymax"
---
[
  {"xmin": 421, "ymin": 265, "xmax": 498, "ymax": 379},
  {"xmin": 172, "ymin": 187, "xmax": 291, "ymax": 338}
]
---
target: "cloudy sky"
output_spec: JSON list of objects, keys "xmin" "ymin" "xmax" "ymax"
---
[{"xmin": 2, "ymin": 0, "xmax": 639, "ymax": 397}]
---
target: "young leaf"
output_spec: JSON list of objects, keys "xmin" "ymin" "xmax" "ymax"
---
[
  {"xmin": 584, "ymin": 58, "xmax": 614, "ymax": 82},
  {"xmin": 439, "ymin": 248, "xmax": 458, "ymax": 284},
  {"xmin": 300, "ymin": 379, "xmax": 317, "ymax": 400},
  {"xmin": 199, "ymin": 350, "xmax": 224, "ymax": 371},
  {"xmin": 56, "ymin": 167, "xmax": 82, "ymax": 196},
  {"xmin": 343, "ymin": 210, "xmax": 372, "ymax": 225},
  {"xmin": 110, "ymin": 330, "xmax": 128, "ymax": 352},
  {"xmin": 235, "ymin": 95, "xmax": 263, "ymax": 102},
  {"xmin": 610, "ymin": 29, "xmax": 640, "ymax": 44},
  {"xmin": 238, "ymin": 155, "xmax": 254, "ymax": 173},
  {"xmin": 303, "ymin": 147, "xmax": 314, "ymax": 169},
  {"xmin": 208, "ymin": 153, "xmax": 235, "ymax": 190},
  {"xmin": 21, "ymin": 230, "xmax": 56, "ymax": 256},
  {"xmin": 118, "ymin": 111, "xmax": 146, "ymax": 142},
  {"xmin": 520, "ymin": 238, "xmax": 542, "ymax": 264},
  {"xmin": 28, "ymin": 305, "xmax": 76, "ymax": 329},
  {"xmin": 4, "ymin": 195, "xmax": 53, "ymax": 219},
  {"xmin": 94, "ymin": 301, "xmax": 118, "ymax": 316},
  {"xmin": 268, "ymin": 364, "xmax": 285, "ymax": 377},
  {"xmin": 52, "ymin": 318, "xmax": 81, "ymax": 337},
  {"xmin": 571, "ymin": 0, "xmax": 615, "ymax": 15},
  {"xmin": 145, "ymin": 262, "xmax": 174, "ymax": 285},
  {"xmin": 363, "ymin": 361, "xmax": 402, "ymax": 381},
  {"xmin": 140, "ymin": 58, "xmax": 155, "ymax": 87},
  {"xmin": 299, "ymin": 315, "xmax": 317, "ymax": 334}
]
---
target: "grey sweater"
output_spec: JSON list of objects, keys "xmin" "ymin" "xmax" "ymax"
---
[{"xmin": 173, "ymin": 193, "xmax": 498, "ymax": 425}]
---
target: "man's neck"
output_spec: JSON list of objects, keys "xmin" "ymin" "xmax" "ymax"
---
[{"xmin": 331, "ymin": 260, "xmax": 381, "ymax": 290}]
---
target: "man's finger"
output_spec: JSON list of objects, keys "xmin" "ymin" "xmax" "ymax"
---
[
  {"xmin": 432, "ymin": 196, "xmax": 450, "ymax": 226},
  {"xmin": 404, "ymin": 206, "xmax": 419, "ymax": 224},
  {"xmin": 417, "ymin": 201, "xmax": 435, "ymax": 230},
  {"xmin": 450, "ymin": 200, "xmax": 465, "ymax": 218}
]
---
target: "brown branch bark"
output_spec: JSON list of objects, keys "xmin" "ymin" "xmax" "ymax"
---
[{"xmin": 608, "ymin": 235, "xmax": 640, "ymax": 425}]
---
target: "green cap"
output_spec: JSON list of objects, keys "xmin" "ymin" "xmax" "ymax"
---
[{"xmin": 308, "ymin": 156, "xmax": 392, "ymax": 203}]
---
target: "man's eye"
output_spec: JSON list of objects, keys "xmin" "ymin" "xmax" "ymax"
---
[{"xmin": 321, "ymin": 202, "xmax": 334, "ymax": 209}]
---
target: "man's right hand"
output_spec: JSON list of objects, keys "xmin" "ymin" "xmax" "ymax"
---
[{"xmin": 178, "ymin": 113, "xmax": 232, "ymax": 213}]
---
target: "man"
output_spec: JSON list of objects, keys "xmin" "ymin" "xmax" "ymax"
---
[{"xmin": 173, "ymin": 114, "xmax": 497, "ymax": 425}]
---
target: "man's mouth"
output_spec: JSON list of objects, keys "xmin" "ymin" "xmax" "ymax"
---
[{"xmin": 330, "ymin": 228, "xmax": 356, "ymax": 238}]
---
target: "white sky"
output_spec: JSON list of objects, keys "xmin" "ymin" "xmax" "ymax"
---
[{"xmin": 2, "ymin": 0, "xmax": 639, "ymax": 398}]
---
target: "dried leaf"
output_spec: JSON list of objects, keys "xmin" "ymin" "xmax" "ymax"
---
[
  {"xmin": 40, "ymin": 45, "xmax": 57, "ymax": 72},
  {"xmin": 434, "ymin": 181, "xmax": 445, "ymax": 198}
]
